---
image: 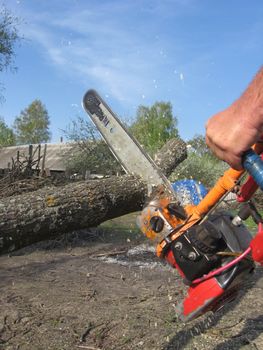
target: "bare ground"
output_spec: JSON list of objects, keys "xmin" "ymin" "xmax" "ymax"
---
[{"xmin": 1, "ymin": 214, "xmax": 263, "ymax": 350}]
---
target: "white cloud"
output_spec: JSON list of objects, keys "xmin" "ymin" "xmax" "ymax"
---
[
  {"xmin": 19, "ymin": 3, "xmax": 172, "ymax": 104},
  {"xmin": 15, "ymin": 0, "xmax": 262, "ymax": 120}
]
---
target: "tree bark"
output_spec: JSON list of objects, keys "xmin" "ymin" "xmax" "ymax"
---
[
  {"xmin": 0, "ymin": 175, "xmax": 147, "ymax": 253},
  {"xmin": 154, "ymin": 138, "xmax": 187, "ymax": 177},
  {"xmin": 0, "ymin": 138, "xmax": 187, "ymax": 254}
]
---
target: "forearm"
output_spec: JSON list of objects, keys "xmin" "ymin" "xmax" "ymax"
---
[{"xmin": 231, "ymin": 66, "xmax": 263, "ymax": 132}]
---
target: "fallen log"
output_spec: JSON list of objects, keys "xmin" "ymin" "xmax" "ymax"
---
[
  {"xmin": 154, "ymin": 138, "xmax": 188, "ymax": 177},
  {"xmin": 0, "ymin": 175, "xmax": 147, "ymax": 253},
  {"xmin": 0, "ymin": 138, "xmax": 187, "ymax": 254}
]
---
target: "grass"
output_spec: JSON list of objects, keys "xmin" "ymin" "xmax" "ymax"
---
[
  {"xmin": 100, "ymin": 212, "xmax": 141, "ymax": 233},
  {"xmin": 244, "ymin": 216, "xmax": 260, "ymax": 235},
  {"xmin": 99, "ymin": 212, "xmax": 144, "ymax": 244},
  {"xmin": 232, "ymin": 208, "xmax": 262, "ymax": 235}
]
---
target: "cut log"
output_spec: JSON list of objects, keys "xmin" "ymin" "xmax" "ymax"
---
[
  {"xmin": 0, "ymin": 175, "xmax": 146, "ymax": 253},
  {"xmin": 154, "ymin": 138, "xmax": 187, "ymax": 177},
  {"xmin": 0, "ymin": 138, "xmax": 187, "ymax": 254}
]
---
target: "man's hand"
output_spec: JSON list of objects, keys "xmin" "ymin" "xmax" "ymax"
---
[
  {"xmin": 205, "ymin": 106, "xmax": 261, "ymax": 170},
  {"xmin": 205, "ymin": 67, "xmax": 263, "ymax": 170}
]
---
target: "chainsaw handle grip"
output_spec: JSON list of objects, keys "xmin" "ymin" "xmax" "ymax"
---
[{"xmin": 242, "ymin": 149, "xmax": 263, "ymax": 190}]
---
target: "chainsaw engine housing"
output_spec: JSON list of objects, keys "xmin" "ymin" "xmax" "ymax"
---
[
  {"xmin": 137, "ymin": 198, "xmax": 255, "ymax": 321},
  {"xmin": 168, "ymin": 211, "xmax": 253, "ymax": 283},
  {"xmin": 166, "ymin": 211, "xmax": 255, "ymax": 321}
]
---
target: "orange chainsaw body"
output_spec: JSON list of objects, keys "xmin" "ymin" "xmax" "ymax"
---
[{"xmin": 137, "ymin": 144, "xmax": 263, "ymax": 321}]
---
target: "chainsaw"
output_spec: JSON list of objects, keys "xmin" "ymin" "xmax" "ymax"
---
[{"xmin": 82, "ymin": 89, "xmax": 263, "ymax": 322}]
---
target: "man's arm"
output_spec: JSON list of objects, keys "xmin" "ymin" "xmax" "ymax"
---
[{"xmin": 205, "ymin": 67, "xmax": 263, "ymax": 170}]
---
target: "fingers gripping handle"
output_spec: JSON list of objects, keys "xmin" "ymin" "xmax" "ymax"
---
[{"xmin": 242, "ymin": 149, "xmax": 263, "ymax": 190}]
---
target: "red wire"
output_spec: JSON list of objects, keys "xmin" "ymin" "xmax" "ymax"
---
[{"xmin": 191, "ymin": 246, "xmax": 252, "ymax": 285}]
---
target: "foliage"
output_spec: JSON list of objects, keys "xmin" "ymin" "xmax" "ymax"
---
[
  {"xmin": 171, "ymin": 151, "xmax": 228, "ymax": 189},
  {"xmin": 0, "ymin": 6, "xmax": 20, "ymax": 72},
  {"xmin": 171, "ymin": 134, "xmax": 227, "ymax": 188},
  {"xmin": 0, "ymin": 117, "xmax": 15, "ymax": 146},
  {"xmin": 129, "ymin": 101, "xmax": 179, "ymax": 156},
  {"xmin": 188, "ymin": 134, "xmax": 215, "ymax": 158},
  {"xmin": 14, "ymin": 99, "xmax": 51, "ymax": 144},
  {"xmin": 64, "ymin": 116, "xmax": 123, "ymax": 176},
  {"xmin": 0, "ymin": 6, "xmax": 21, "ymax": 101}
]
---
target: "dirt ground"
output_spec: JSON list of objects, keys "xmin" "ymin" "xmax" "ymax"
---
[{"xmin": 1, "ymin": 214, "xmax": 263, "ymax": 350}]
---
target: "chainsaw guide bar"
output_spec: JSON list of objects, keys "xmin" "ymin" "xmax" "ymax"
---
[{"xmin": 82, "ymin": 89, "xmax": 176, "ymax": 197}]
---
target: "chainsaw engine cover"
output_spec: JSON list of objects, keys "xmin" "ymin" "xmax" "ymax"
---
[
  {"xmin": 170, "ymin": 211, "xmax": 254, "ymax": 283},
  {"xmin": 171, "ymin": 211, "xmax": 255, "ymax": 321},
  {"xmin": 210, "ymin": 211, "xmax": 253, "ymax": 249},
  {"xmin": 171, "ymin": 221, "xmax": 226, "ymax": 282}
]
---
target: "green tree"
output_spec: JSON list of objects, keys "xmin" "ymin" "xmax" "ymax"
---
[
  {"xmin": 130, "ymin": 102, "xmax": 179, "ymax": 156},
  {"xmin": 0, "ymin": 6, "xmax": 20, "ymax": 72},
  {"xmin": 14, "ymin": 100, "xmax": 51, "ymax": 144},
  {"xmin": 0, "ymin": 118, "xmax": 15, "ymax": 146},
  {"xmin": 188, "ymin": 134, "xmax": 214, "ymax": 158},
  {"xmin": 171, "ymin": 152, "xmax": 227, "ymax": 189},
  {"xmin": 64, "ymin": 116, "xmax": 123, "ymax": 176},
  {"xmin": 171, "ymin": 134, "xmax": 227, "ymax": 188},
  {"xmin": 0, "ymin": 6, "xmax": 21, "ymax": 100}
]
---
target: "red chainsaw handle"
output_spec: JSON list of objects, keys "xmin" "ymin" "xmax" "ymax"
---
[
  {"xmin": 250, "ymin": 223, "xmax": 263, "ymax": 265},
  {"xmin": 237, "ymin": 176, "xmax": 259, "ymax": 202}
]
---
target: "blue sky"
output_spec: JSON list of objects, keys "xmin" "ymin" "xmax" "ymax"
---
[{"xmin": 1, "ymin": 0, "xmax": 262, "ymax": 143}]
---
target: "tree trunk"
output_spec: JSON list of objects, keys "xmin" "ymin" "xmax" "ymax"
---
[
  {"xmin": 0, "ymin": 175, "xmax": 146, "ymax": 253},
  {"xmin": 0, "ymin": 138, "xmax": 187, "ymax": 254},
  {"xmin": 154, "ymin": 138, "xmax": 187, "ymax": 177}
]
